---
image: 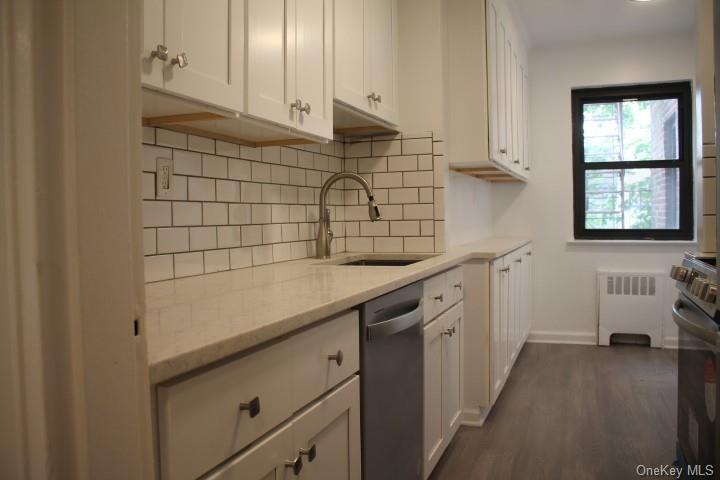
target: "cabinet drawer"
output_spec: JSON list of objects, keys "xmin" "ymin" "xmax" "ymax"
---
[
  {"xmin": 292, "ymin": 311, "xmax": 360, "ymax": 411},
  {"xmin": 158, "ymin": 339, "xmax": 295, "ymax": 480},
  {"xmin": 424, "ymin": 273, "xmax": 448, "ymax": 322},
  {"xmin": 446, "ymin": 266, "xmax": 464, "ymax": 306}
]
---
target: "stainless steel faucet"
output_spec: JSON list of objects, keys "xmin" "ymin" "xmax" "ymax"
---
[{"xmin": 316, "ymin": 172, "xmax": 381, "ymax": 259}]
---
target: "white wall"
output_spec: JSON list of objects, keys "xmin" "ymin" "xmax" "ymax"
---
[
  {"xmin": 397, "ymin": 0, "xmax": 494, "ymax": 246},
  {"xmin": 492, "ymin": 32, "xmax": 697, "ymax": 344}
]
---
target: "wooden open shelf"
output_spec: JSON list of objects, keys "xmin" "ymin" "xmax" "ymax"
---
[{"xmin": 450, "ymin": 166, "xmax": 524, "ymax": 183}]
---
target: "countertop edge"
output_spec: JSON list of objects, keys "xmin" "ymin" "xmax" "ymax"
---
[{"xmin": 148, "ymin": 238, "xmax": 531, "ymax": 383}]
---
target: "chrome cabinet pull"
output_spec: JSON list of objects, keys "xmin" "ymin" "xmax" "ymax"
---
[
  {"xmin": 499, "ymin": 148, "xmax": 507, "ymax": 154},
  {"xmin": 290, "ymin": 99, "xmax": 303, "ymax": 111},
  {"xmin": 171, "ymin": 52, "xmax": 189, "ymax": 68},
  {"xmin": 514, "ymin": 159, "xmax": 520, "ymax": 164},
  {"xmin": 433, "ymin": 293, "xmax": 444, "ymax": 302},
  {"xmin": 515, "ymin": 258, "xmax": 522, "ymax": 263},
  {"xmin": 442, "ymin": 326, "xmax": 456, "ymax": 337},
  {"xmin": 328, "ymin": 350, "xmax": 344, "ymax": 366},
  {"xmin": 238, "ymin": 396, "xmax": 261, "ymax": 418},
  {"xmin": 299, "ymin": 445, "xmax": 317, "ymax": 462},
  {"xmin": 453, "ymin": 282, "xmax": 463, "ymax": 290},
  {"xmin": 525, "ymin": 251, "xmax": 532, "ymax": 256},
  {"xmin": 367, "ymin": 92, "xmax": 382, "ymax": 103},
  {"xmin": 150, "ymin": 44, "xmax": 168, "ymax": 61},
  {"xmin": 500, "ymin": 266, "xmax": 510, "ymax": 272},
  {"xmin": 285, "ymin": 456, "xmax": 303, "ymax": 475}
]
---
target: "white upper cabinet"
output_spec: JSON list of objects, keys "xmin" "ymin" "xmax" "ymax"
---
[
  {"xmin": 247, "ymin": 0, "xmax": 333, "ymax": 138},
  {"xmin": 446, "ymin": 0, "xmax": 530, "ymax": 182},
  {"xmin": 334, "ymin": 0, "xmax": 399, "ymax": 125},
  {"xmin": 143, "ymin": 0, "xmax": 244, "ymax": 112}
]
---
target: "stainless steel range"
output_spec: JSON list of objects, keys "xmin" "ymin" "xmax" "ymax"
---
[{"xmin": 671, "ymin": 253, "xmax": 720, "ymax": 476}]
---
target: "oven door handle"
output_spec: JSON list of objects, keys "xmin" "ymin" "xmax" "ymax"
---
[
  {"xmin": 367, "ymin": 302, "xmax": 423, "ymax": 341},
  {"xmin": 672, "ymin": 299, "xmax": 719, "ymax": 345}
]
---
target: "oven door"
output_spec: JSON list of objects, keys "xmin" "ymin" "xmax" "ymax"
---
[{"xmin": 673, "ymin": 296, "xmax": 720, "ymax": 474}]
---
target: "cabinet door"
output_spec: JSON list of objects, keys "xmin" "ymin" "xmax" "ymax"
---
[
  {"xmin": 366, "ymin": 0, "xmax": 398, "ymax": 123},
  {"xmin": 486, "ymin": 1, "xmax": 500, "ymax": 161},
  {"xmin": 293, "ymin": 376, "xmax": 361, "ymax": 480},
  {"xmin": 442, "ymin": 304, "xmax": 463, "ymax": 442},
  {"xmin": 518, "ymin": 63, "xmax": 526, "ymax": 175},
  {"xmin": 334, "ymin": 0, "xmax": 370, "ymax": 113},
  {"xmin": 423, "ymin": 317, "xmax": 444, "ymax": 477},
  {"xmin": 164, "ymin": 0, "xmax": 244, "ymax": 112},
  {"xmin": 247, "ymin": 0, "xmax": 297, "ymax": 127},
  {"xmin": 522, "ymin": 69, "xmax": 530, "ymax": 174},
  {"xmin": 204, "ymin": 422, "xmax": 294, "ymax": 480},
  {"xmin": 522, "ymin": 247, "xmax": 533, "ymax": 341},
  {"xmin": 295, "ymin": 0, "xmax": 333, "ymax": 138},
  {"xmin": 504, "ymin": 37, "xmax": 514, "ymax": 168},
  {"xmin": 491, "ymin": 260, "xmax": 508, "ymax": 402},
  {"xmin": 495, "ymin": 11, "xmax": 509, "ymax": 163},
  {"xmin": 512, "ymin": 51, "xmax": 521, "ymax": 170},
  {"xmin": 142, "ymin": 0, "xmax": 164, "ymax": 88},
  {"xmin": 507, "ymin": 255, "xmax": 518, "ymax": 364}
]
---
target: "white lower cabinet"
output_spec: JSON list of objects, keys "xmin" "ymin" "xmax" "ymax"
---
[
  {"xmin": 463, "ymin": 243, "xmax": 533, "ymax": 423},
  {"xmin": 422, "ymin": 267, "xmax": 464, "ymax": 479},
  {"xmin": 156, "ymin": 311, "xmax": 360, "ymax": 480},
  {"xmin": 206, "ymin": 376, "xmax": 361, "ymax": 480}
]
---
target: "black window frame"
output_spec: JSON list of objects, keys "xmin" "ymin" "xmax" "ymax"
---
[{"xmin": 572, "ymin": 81, "xmax": 694, "ymax": 240}]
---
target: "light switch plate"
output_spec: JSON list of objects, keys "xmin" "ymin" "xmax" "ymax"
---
[{"xmin": 156, "ymin": 157, "xmax": 173, "ymax": 198}]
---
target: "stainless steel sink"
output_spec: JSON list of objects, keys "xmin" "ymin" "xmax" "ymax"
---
[{"xmin": 318, "ymin": 254, "xmax": 438, "ymax": 266}]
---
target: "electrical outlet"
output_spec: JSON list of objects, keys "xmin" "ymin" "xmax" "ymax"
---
[{"xmin": 156, "ymin": 157, "xmax": 173, "ymax": 198}]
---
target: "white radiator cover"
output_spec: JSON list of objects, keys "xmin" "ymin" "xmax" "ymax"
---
[{"xmin": 597, "ymin": 270, "xmax": 665, "ymax": 348}]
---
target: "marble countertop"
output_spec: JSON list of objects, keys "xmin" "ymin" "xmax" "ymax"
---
[{"xmin": 145, "ymin": 237, "xmax": 530, "ymax": 383}]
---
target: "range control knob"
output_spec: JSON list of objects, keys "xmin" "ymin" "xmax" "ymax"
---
[
  {"xmin": 691, "ymin": 278, "xmax": 709, "ymax": 298},
  {"xmin": 705, "ymin": 284, "xmax": 718, "ymax": 304},
  {"xmin": 670, "ymin": 265, "xmax": 690, "ymax": 282}
]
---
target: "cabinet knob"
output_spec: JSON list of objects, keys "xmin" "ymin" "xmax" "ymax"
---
[
  {"xmin": 367, "ymin": 92, "xmax": 381, "ymax": 103},
  {"xmin": 299, "ymin": 445, "xmax": 317, "ymax": 462},
  {"xmin": 150, "ymin": 44, "xmax": 168, "ymax": 61},
  {"xmin": 514, "ymin": 159, "xmax": 520, "ymax": 164},
  {"xmin": 453, "ymin": 282, "xmax": 463, "ymax": 291},
  {"xmin": 500, "ymin": 266, "xmax": 510, "ymax": 272},
  {"xmin": 515, "ymin": 258, "xmax": 522, "ymax": 263},
  {"xmin": 524, "ymin": 167, "xmax": 530, "ymax": 171},
  {"xmin": 300, "ymin": 102, "xmax": 311, "ymax": 114},
  {"xmin": 433, "ymin": 293, "xmax": 444, "ymax": 302},
  {"xmin": 290, "ymin": 99, "xmax": 303, "ymax": 111},
  {"xmin": 328, "ymin": 350, "xmax": 344, "ymax": 366},
  {"xmin": 238, "ymin": 396, "xmax": 261, "ymax": 418},
  {"xmin": 525, "ymin": 251, "xmax": 532, "ymax": 256},
  {"xmin": 499, "ymin": 148, "xmax": 507, "ymax": 154},
  {"xmin": 171, "ymin": 52, "xmax": 189, "ymax": 69},
  {"xmin": 285, "ymin": 456, "xmax": 303, "ymax": 475},
  {"xmin": 442, "ymin": 326, "xmax": 456, "ymax": 337}
]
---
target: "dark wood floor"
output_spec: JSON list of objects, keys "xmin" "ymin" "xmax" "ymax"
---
[{"xmin": 430, "ymin": 343, "xmax": 677, "ymax": 480}]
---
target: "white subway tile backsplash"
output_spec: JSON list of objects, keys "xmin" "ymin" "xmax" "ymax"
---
[
  {"xmin": 173, "ymin": 202, "xmax": 202, "ymax": 226},
  {"xmin": 252, "ymin": 245, "xmax": 274, "ymax": 265},
  {"xmin": 143, "ymin": 201, "xmax": 171, "ymax": 227},
  {"xmin": 144, "ymin": 228, "xmax": 157, "ymax": 255},
  {"xmin": 143, "ymin": 131, "xmax": 443, "ymax": 281},
  {"xmin": 217, "ymin": 226, "xmax": 242, "ymax": 248},
  {"xmin": 241, "ymin": 182, "xmax": 262, "ymax": 203},
  {"xmin": 145, "ymin": 255, "xmax": 173, "ymax": 282},
  {"xmin": 242, "ymin": 225, "xmax": 263, "ymax": 246},
  {"xmin": 216, "ymin": 141, "xmax": 240, "ymax": 158},
  {"xmin": 157, "ymin": 227, "xmax": 189, "ymax": 254},
  {"xmin": 229, "ymin": 203, "xmax": 251, "ymax": 225},
  {"xmin": 204, "ymin": 249, "xmax": 230, "ymax": 273},
  {"xmin": 190, "ymin": 226, "xmax": 218, "ymax": 251},
  {"xmin": 189, "ymin": 135, "xmax": 215, "ymax": 154},
  {"xmin": 174, "ymin": 252, "xmax": 204, "ymax": 277},
  {"xmin": 202, "ymin": 154, "xmax": 228, "ymax": 178},
  {"xmin": 173, "ymin": 150, "xmax": 202, "ymax": 176},
  {"xmin": 203, "ymin": 203, "xmax": 228, "ymax": 225},
  {"xmin": 188, "ymin": 177, "xmax": 215, "ymax": 201},
  {"xmin": 230, "ymin": 247, "xmax": 253, "ymax": 269},
  {"xmin": 156, "ymin": 129, "xmax": 188, "ymax": 149}
]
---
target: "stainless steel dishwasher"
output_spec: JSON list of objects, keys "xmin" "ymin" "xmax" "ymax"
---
[{"xmin": 359, "ymin": 281, "xmax": 423, "ymax": 480}]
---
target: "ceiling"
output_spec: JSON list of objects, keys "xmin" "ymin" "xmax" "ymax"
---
[{"xmin": 510, "ymin": 0, "xmax": 695, "ymax": 48}]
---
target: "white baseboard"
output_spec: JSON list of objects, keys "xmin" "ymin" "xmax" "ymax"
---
[
  {"xmin": 526, "ymin": 330, "xmax": 596, "ymax": 345},
  {"xmin": 460, "ymin": 407, "xmax": 489, "ymax": 427},
  {"xmin": 527, "ymin": 330, "xmax": 679, "ymax": 349}
]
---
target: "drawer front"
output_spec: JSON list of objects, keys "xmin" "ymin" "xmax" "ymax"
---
[
  {"xmin": 424, "ymin": 273, "xmax": 448, "ymax": 322},
  {"xmin": 158, "ymin": 340, "xmax": 295, "ymax": 480},
  {"xmin": 292, "ymin": 311, "xmax": 360, "ymax": 411},
  {"xmin": 446, "ymin": 266, "xmax": 464, "ymax": 306}
]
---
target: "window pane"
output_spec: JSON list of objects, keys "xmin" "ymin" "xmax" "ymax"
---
[
  {"xmin": 585, "ymin": 168, "xmax": 679, "ymax": 229},
  {"xmin": 582, "ymin": 99, "xmax": 679, "ymax": 162}
]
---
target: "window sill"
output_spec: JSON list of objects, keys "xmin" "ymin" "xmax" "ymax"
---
[{"xmin": 567, "ymin": 239, "xmax": 697, "ymax": 247}]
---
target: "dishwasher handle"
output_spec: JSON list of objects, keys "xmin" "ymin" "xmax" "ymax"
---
[
  {"xmin": 367, "ymin": 302, "xmax": 423, "ymax": 341},
  {"xmin": 672, "ymin": 299, "xmax": 719, "ymax": 345}
]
